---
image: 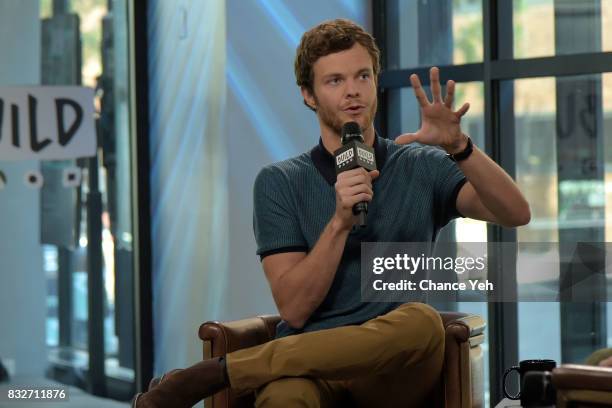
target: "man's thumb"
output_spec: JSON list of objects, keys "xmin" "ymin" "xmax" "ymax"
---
[{"xmin": 395, "ymin": 133, "xmax": 419, "ymax": 145}]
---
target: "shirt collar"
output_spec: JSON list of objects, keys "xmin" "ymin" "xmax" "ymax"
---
[{"xmin": 310, "ymin": 134, "xmax": 388, "ymax": 185}]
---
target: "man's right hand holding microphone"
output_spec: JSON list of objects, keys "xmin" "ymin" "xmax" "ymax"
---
[{"xmin": 333, "ymin": 167, "xmax": 379, "ymax": 231}]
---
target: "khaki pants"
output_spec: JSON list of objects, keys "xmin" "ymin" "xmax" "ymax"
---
[{"xmin": 225, "ymin": 302, "xmax": 445, "ymax": 408}]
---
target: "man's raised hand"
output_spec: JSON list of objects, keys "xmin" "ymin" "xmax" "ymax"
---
[{"xmin": 395, "ymin": 67, "xmax": 470, "ymax": 154}]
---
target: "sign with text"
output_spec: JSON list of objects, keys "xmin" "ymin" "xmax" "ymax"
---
[{"xmin": 0, "ymin": 86, "xmax": 96, "ymax": 161}]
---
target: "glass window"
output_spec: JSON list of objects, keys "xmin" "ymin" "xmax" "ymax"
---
[
  {"xmin": 387, "ymin": 80, "xmax": 489, "ymax": 405},
  {"xmin": 605, "ymin": 71, "xmax": 612, "ymax": 351},
  {"xmin": 513, "ymin": 0, "xmax": 612, "ymax": 59},
  {"xmin": 380, "ymin": 1, "xmax": 612, "ymax": 403},
  {"xmin": 0, "ymin": 0, "xmax": 136, "ymax": 401},
  {"xmin": 513, "ymin": 73, "xmax": 612, "ymax": 364},
  {"xmin": 451, "ymin": 81, "xmax": 488, "ymax": 407},
  {"xmin": 609, "ymin": 302, "xmax": 612, "ymax": 346},
  {"xmin": 385, "ymin": 0, "xmax": 483, "ymax": 69}
]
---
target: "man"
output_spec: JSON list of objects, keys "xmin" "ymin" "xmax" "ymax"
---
[{"xmin": 133, "ymin": 19, "xmax": 530, "ymax": 408}]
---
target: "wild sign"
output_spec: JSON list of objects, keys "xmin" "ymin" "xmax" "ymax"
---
[{"xmin": 0, "ymin": 87, "xmax": 96, "ymax": 161}]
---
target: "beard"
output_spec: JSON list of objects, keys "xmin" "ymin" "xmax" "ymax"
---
[{"xmin": 315, "ymin": 95, "xmax": 378, "ymax": 137}]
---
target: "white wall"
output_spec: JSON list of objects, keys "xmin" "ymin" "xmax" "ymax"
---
[
  {"xmin": 0, "ymin": 0, "xmax": 46, "ymax": 377},
  {"xmin": 148, "ymin": 0, "xmax": 229, "ymax": 374}
]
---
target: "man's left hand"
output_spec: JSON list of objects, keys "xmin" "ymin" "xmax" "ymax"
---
[{"xmin": 395, "ymin": 67, "xmax": 470, "ymax": 154}]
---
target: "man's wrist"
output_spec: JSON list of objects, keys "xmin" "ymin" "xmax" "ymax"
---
[
  {"xmin": 443, "ymin": 134, "xmax": 469, "ymax": 155},
  {"xmin": 446, "ymin": 135, "xmax": 474, "ymax": 162},
  {"xmin": 330, "ymin": 214, "xmax": 352, "ymax": 234}
]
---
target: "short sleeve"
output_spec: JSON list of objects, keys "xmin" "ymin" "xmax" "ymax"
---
[
  {"xmin": 424, "ymin": 147, "xmax": 467, "ymax": 229},
  {"xmin": 253, "ymin": 165, "xmax": 308, "ymax": 260}
]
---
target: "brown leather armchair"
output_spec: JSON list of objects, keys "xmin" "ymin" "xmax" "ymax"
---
[{"xmin": 199, "ymin": 311, "xmax": 485, "ymax": 408}]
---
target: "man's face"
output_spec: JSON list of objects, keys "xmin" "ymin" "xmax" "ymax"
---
[{"xmin": 303, "ymin": 43, "xmax": 378, "ymax": 136}]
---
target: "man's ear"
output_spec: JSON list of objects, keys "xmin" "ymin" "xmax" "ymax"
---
[{"xmin": 300, "ymin": 87, "xmax": 317, "ymax": 111}]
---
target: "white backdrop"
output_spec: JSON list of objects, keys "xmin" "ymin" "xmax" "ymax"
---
[{"xmin": 148, "ymin": 0, "xmax": 371, "ymax": 374}]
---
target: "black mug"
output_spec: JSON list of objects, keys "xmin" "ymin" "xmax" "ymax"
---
[
  {"xmin": 520, "ymin": 371, "xmax": 556, "ymax": 407},
  {"xmin": 503, "ymin": 359, "xmax": 556, "ymax": 400}
]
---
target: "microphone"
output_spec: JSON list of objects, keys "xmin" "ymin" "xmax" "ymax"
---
[{"xmin": 334, "ymin": 122, "xmax": 377, "ymax": 228}]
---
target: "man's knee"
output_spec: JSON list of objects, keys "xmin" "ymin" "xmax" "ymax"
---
[
  {"xmin": 255, "ymin": 377, "xmax": 321, "ymax": 408},
  {"xmin": 390, "ymin": 303, "xmax": 445, "ymax": 356},
  {"xmin": 414, "ymin": 303, "xmax": 444, "ymax": 337}
]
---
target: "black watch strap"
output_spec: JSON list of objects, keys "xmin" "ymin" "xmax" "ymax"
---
[{"xmin": 447, "ymin": 136, "xmax": 473, "ymax": 162}]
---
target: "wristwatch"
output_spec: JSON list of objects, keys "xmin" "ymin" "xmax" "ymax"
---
[{"xmin": 446, "ymin": 136, "xmax": 473, "ymax": 162}]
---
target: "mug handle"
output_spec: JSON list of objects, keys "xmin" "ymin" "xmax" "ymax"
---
[{"xmin": 503, "ymin": 366, "xmax": 521, "ymax": 400}]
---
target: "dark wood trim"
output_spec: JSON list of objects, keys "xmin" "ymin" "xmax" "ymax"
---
[{"xmin": 128, "ymin": 0, "xmax": 154, "ymax": 393}]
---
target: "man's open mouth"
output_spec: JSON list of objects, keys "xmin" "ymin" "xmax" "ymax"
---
[{"xmin": 344, "ymin": 105, "xmax": 365, "ymax": 114}]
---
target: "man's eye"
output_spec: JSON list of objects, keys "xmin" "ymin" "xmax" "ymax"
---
[
  {"xmin": 360, "ymin": 73, "xmax": 370, "ymax": 80},
  {"xmin": 329, "ymin": 78, "xmax": 340, "ymax": 84}
]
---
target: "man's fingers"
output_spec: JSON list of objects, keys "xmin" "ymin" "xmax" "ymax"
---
[
  {"xmin": 430, "ymin": 67, "xmax": 443, "ymax": 103},
  {"xmin": 348, "ymin": 193, "xmax": 373, "ymax": 205},
  {"xmin": 345, "ymin": 184, "xmax": 373, "ymax": 197},
  {"xmin": 336, "ymin": 169, "xmax": 379, "ymax": 188},
  {"xmin": 338, "ymin": 187, "xmax": 373, "ymax": 208},
  {"xmin": 410, "ymin": 74, "xmax": 429, "ymax": 107},
  {"xmin": 444, "ymin": 80, "xmax": 455, "ymax": 108},
  {"xmin": 339, "ymin": 172, "xmax": 372, "ymax": 188},
  {"xmin": 456, "ymin": 102, "xmax": 470, "ymax": 118},
  {"xmin": 395, "ymin": 133, "xmax": 419, "ymax": 145},
  {"xmin": 337, "ymin": 167, "xmax": 367, "ymax": 179}
]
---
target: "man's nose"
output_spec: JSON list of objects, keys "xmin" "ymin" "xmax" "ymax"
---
[{"xmin": 345, "ymin": 79, "xmax": 360, "ymax": 98}]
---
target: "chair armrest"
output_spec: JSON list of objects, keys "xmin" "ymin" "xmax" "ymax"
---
[
  {"xmin": 198, "ymin": 315, "xmax": 281, "ymax": 357},
  {"xmin": 439, "ymin": 312, "xmax": 486, "ymax": 408},
  {"xmin": 199, "ymin": 316, "xmax": 281, "ymax": 408},
  {"xmin": 440, "ymin": 312, "xmax": 486, "ymax": 344},
  {"xmin": 552, "ymin": 364, "xmax": 612, "ymax": 392}
]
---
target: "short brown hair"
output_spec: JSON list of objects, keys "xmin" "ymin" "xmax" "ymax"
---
[{"xmin": 294, "ymin": 19, "xmax": 380, "ymax": 108}]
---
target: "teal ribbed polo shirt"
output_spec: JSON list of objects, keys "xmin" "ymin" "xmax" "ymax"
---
[{"xmin": 253, "ymin": 135, "xmax": 466, "ymax": 338}]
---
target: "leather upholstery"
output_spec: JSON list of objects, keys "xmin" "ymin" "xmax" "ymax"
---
[
  {"xmin": 199, "ymin": 312, "xmax": 485, "ymax": 408},
  {"xmin": 552, "ymin": 364, "xmax": 612, "ymax": 408},
  {"xmin": 199, "ymin": 315, "xmax": 281, "ymax": 408}
]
